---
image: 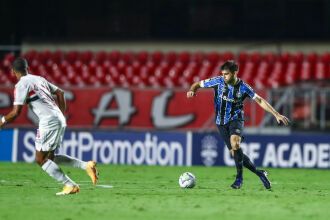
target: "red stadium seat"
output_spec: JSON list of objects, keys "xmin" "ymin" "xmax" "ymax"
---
[
  {"xmin": 136, "ymin": 51, "xmax": 148, "ymax": 64},
  {"xmin": 65, "ymin": 51, "xmax": 79, "ymax": 64},
  {"xmin": 263, "ymin": 52, "xmax": 277, "ymax": 63},
  {"xmin": 222, "ymin": 52, "xmax": 234, "ymax": 61},
  {"xmin": 73, "ymin": 60, "xmax": 83, "ymax": 74},
  {"xmin": 103, "ymin": 74, "xmax": 116, "ymax": 87},
  {"xmin": 307, "ymin": 52, "xmax": 318, "ymax": 63},
  {"xmin": 292, "ymin": 52, "xmax": 304, "ymax": 63},
  {"xmin": 267, "ymin": 61, "xmax": 283, "ymax": 88},
  {"xmin": 299, "ymin": 61, "xmax": 312, "ymax": 81},
  {"xmin": 206, "ymin": 52, "xmax": 220, "ymax": 64},
  {"xmin": 108, "ymin": 51, "xmax": 121, "ymax": 64},
  {"xmin": 154, "ymin": 66, "xmax": 165, "ymax": 83},
  {"xmin": 168, "ymin": 67, "xmax": 180, "ymax": 81},
  {"xmin": 117, "ymin": 60, "xmax": 126, "ymax": 73},
  {"xmin": 38, "ymin": 51, "xmax": 51, "ymax": 64},
  {"xmin": 95, "ymin": 66, "xmax": 106, "ymax": 82},
  {"xmin": 131, "ymin": 75, "xmax": 142, "ymax": 86},
  {"xmin": 147, "ymin": 76, "xmax": 161, "ymax": 87},
  {"xmin": 52, "ymin": 51, "xmax": 64, "ymax": 63},
  {"xmin": 320, "ymin": 52, "xmax": 330, "ymax": 63},
  {"xmin": 284, "ymin": 61, "xmax": 298, "ymax": 85},
  {"xmin": 1, "ymin": 50, "xmax": 329, "ymax": 88},
  {"xmin": 1, "ymin": 54, "xmax": 15, "ymax": 71},
  {"xmin": 255, "ymin": 61, "xmax": 269, "ymax": 88},
  {"xmin": 238, "ymin": 52, "xmax": 248, "ymax": 63},
  {"xmin": 279, "ymin": 52, "xmax": 291, "ymax": 63},
  {"xmin": 315, "ymin": 62, "xmax": 327, "ymax": 80},
  {"xmin": 122, "ymin": 51, "xmax": 134, "ymax": 64},
  {"xmin": 179, "ymin": 51, "xmax": 191, "ymax": 64},
  {"xmin": 96, "ymin": 51, "xmax": 107, "ymax": 64},
  {"xmin": 132, "ymin": 60, "xmax": 141, "ymax": 73},
  {"xmin": 192, "ymin": 52, "xmax": 204, "ymax": 63},
  {"xmin": 109, "ymin": 66, "xmax": 120, "ymax": 83},
  {"xmin": 80, "ymin": 51, "xmax": 93, "ymax": 64},
  {"xmin": 24, "ymin": 50, "xmax": 38, "ymax": 61},
  {"xmin": 151, "ymin": 51, "xmax": 164, "ymax": 64},
  {"xmin": 250, "ymin": 52, "xmax": 262, "ymax": 63},
  {"xmin": 124, "ymin": 66, "xmax": 134, "ymax": 82},
  {"xmin": 166, "ymin": 51, "xmax": 177, "ymax": 64},
  {"xmin": 240, "ymin": 62, "xmax": 255, "ymax": 85},
  {"xmin": 139, "ymin": 66, "xmax": 150, "ymax": 83}
]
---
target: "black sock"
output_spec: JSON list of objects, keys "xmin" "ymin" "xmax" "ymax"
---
[
  {"xmin": 233, "ymin": 148, "xmax": 243, "ymax": 179},
  {"xmin": 243, "ymin": 154, "xmax": 261, "ymax": 175}
]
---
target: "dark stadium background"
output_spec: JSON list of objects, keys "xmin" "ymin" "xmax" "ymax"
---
[{"xmin": 1, "ymin": 0, "xmax": 330, "ymax": 44}]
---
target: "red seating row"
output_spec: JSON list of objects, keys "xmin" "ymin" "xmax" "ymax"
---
[{"xmin": 1, "ymin": 51, "xmax": 330, "ymax": 88}]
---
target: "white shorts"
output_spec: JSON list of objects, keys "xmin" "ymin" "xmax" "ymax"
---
[{"xmin": 35, "ymin": 126, "xmax": 66, "ymax": 152}]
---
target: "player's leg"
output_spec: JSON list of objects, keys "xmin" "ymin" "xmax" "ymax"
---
[
  {"xmin": 54, "ymin": 155, "xmax": 98, "ymax": 184},
  {"xmin": 217, "ymin": 124, "xmax": 242, "ymax": 188},
  {"xmin": 35, "ymin": 127, "xmax": 79, "ymax": 195},
  {"xmin": 230, "ymin": 134, "xmax": 244, "ymax": 189},
  {"xmin": 229, "ymin": 120, "xmax": 271, "ymax": 189},
  {"xmin": 54, "ymin": 154, "xmax": 88, "ymax": 169},
  {"xmin": 53, "ymin": 127, "xmax": 98, "ymax": 184},
  {"xmin": 228, "ymin": 120, "xmax": 246, "ymax": 189},
  {"xmin": 217, "ymin": 124, "xmax": 233, "ymax": 153},
  {"xmin": 36, "ymin": 150, "xmax": 79, "ymax": 194}
]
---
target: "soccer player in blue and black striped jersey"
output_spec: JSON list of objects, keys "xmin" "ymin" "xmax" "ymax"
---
[{"xmin": 187, "ymin": 60, "xmax": 290, "ymax": 189}]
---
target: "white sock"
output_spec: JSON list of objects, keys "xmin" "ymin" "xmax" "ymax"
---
[
  {"xmin": 42, "ymin": 159, "xmax": 76, "ymax": 187},
  {"xmin": 54, "ymin": 154, "xmax": 88, "ymax": 170}
]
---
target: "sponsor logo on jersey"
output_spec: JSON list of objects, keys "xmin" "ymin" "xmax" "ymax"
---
[{"xmin": 219, "ymin": 94, "xmax": 236, "ymax": 103}]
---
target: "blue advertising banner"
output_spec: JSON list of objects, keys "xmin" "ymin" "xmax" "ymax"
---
[
  {"xmin": 4, "ymin": 129, "xmax": 330, "ymax": 168},
  {"xmin": 13, "ymin": 129, "xmax": 192, "ymax": 166},
  {"xmin": 193, "ymin": 132, "xmax": 330, "ymax": 168},
  {"xmin": 0, "ymin": 129, "xmax": 14, "ymax": 161}
]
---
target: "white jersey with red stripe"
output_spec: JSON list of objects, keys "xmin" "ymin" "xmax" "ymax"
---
[{"xmin": 14, "ymin": 74, "xmax": 66, "ymax": 130}]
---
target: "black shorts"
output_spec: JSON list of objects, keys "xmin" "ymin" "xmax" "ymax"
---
[{"xmin": 217, "ymin": 120, "xmax": 244, "ymax": 151}]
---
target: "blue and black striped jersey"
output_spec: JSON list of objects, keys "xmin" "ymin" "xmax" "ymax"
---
[{"xmin": 200, "ymin": 76, "xmax": 257, "ymax": 125}]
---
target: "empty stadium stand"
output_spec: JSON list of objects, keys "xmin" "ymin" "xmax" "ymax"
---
[{"xmin": 1, "ymin": 51, "xmax": 329, "ymax": 88}]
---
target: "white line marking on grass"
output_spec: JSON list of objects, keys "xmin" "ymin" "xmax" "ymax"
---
[
  {"xmin": 96, "ymin": 185, "xmax": 114, "ymax": 188},
  {"xmin": 78, "ymin": 183, "xmax": 114, "ymax": 188}
]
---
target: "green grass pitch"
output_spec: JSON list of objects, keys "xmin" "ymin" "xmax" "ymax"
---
[{"xmin": 0, "ymin": 162, "xmax": 329, "ymax": 220}]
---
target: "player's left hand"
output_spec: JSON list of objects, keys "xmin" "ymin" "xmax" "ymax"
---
[
  {"xmin": 275, "ymin": 114, "xmax": 290, "ymax": 126},
  {"xmin": 187, "ymin": 91, "xmax": 196, "ymax": 98}
]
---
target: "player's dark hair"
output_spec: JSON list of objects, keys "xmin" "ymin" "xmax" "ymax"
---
[
  {"xmin": 220, "ymin": 60, "xmax": 239, "ymax": 73},
  {"xmin": 12, "ymin": 57, "xmax": 28, "ymax": 73}
]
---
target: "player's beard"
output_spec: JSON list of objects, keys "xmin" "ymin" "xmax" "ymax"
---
[{"xmin": 225, "ymin": 76, "xmax": 235, "ymax": 85}]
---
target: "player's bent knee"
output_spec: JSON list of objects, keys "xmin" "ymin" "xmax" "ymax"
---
[
  {"xmin": 230, "ymin": 135, "xmax": 241, "ymax": 150},
  {"xmin": 35, "ymin": 157, "xmax": 45, "ymax": 166}
]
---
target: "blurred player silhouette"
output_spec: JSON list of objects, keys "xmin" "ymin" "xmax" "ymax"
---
[
  {"xmin": 0, "ymin": 58, "xmax": 98, "ymax": 195},
  {"xmin": 187, "ymin": 60, "xmax": 290, "ymax": 189}
]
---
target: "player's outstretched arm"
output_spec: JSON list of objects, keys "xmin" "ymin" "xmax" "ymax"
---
[
  {"xmin": 254, "ymin": 95, "xmax": 290, "ymax": 126},
  {"xmin": 53, "ymin": 89, "xmax": 66, "ymax": 115},
  {"xmin": 0, "ymin": 105, "xmax": 23, "ymax": 129},
  {"xmin": 187, "ymin": 81, "xmax": 202, "ymax": 98}
]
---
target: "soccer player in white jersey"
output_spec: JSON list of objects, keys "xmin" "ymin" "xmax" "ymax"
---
[
  {"xmin": 0, "ymin": 58, "xmax": 98, "ymax": 195},
  {"xmin": 187, "ymin": 60, "xmax": 290, "ymax": 189}
]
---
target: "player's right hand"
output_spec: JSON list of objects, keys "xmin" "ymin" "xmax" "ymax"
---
[
  {"xmin": 187, "ymin": 91, "xmax": 196, "ymax": 98},
  {"xmin": 275, "ymin": 114, "xmax": 290, "ymax": 126}
]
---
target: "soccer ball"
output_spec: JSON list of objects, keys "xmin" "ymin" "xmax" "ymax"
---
[{"xmin": 179, "ymin": 172, "xmax": 196, "ymax": 188}]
